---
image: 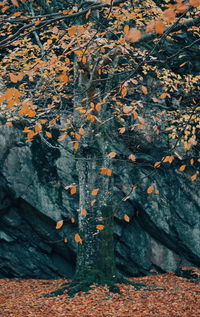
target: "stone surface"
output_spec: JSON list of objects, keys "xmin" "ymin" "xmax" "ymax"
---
[{"xmin": 0, "ymin": 123, "xmax": 199, "ymax": 278}]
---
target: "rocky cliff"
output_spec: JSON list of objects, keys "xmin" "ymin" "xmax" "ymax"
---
[{"xmin": 0, "ymin": 123, "xmax": 199, "ymax": 278}]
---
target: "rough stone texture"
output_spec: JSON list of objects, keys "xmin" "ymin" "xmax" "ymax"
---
[{"xmin": 0, "ymin": 124, "xmax": 199, "ymax": 278}]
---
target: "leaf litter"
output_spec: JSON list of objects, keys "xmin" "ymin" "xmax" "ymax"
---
[{"xmin": 0, "ymin": 271, "xmax": 199, "ymax": 317}]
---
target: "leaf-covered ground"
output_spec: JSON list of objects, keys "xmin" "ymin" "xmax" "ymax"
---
[{"xmin": 0, "ymin": 272, "xmax": 199, "ymax": 317}]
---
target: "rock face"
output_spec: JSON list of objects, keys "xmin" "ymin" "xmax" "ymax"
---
[{"xmin": 0, "ymin": 124, "xmax": 199, "ymax": 278}]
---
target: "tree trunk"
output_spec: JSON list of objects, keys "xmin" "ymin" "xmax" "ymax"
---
[{"xmin": 74, "ymin": 155, "xmax": 117, "ymax": 285}]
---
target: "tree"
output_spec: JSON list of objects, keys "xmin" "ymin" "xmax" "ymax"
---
[{"xmin": 0, "ymin": 0, "xmax": 199, "ymax": 295}]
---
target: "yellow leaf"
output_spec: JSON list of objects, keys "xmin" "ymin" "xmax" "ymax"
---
[
  {"xmin": 128, "ymin": 154, "xmax": 136, "ymax": 162},
  {"xmin": 74, "ymin": 233, "xmax": 82, "ymax": 244},
  {"xmin": 56, "ymin": 220, "xmax": 63, "ymax": 229},
  {"xmin": 179, "ymin": 165, "xmax": 186, "ymax": 171},
  {"xmin": 91, "ymin": 188, "xmax": 99, "ymax": 196},
  {"xmin": 107, "ymin": 152, "xmax": 116, "ymax": 158},
  {"xmin": 124, "ymin": 214, "xmax": 130, "ymax": 222},
  {"xmin": 147, "ymin": 185, "xmax": 154, "ymax": 194},
  {"xmin": 70, "ymin": 186, "xmax": 77, "ymax": 195},
  {"xmin": 96, "ymin": 225, "xmax": 104, "ymax": 230},
  {"xmin": 81, "ymin": 209, "xmax": 87, "ymax": 216}
]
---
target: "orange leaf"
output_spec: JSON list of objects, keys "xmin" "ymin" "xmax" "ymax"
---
[
  {"xmin": 74, "ymin": 233, "xmax": 82, "ymax": 244},
  {"xmin": 71, "ymin": 217, "xmax": 75, "ymax": 223},
  {"xmin": 90, "ymin": 199, "xmax": 96, "ymax": 206},
  {"xmin": 189, "ymin": 0, "xmax": 200, "ymax": 7},
  {"xmin": 154, "ymin": 161, "xmax": 161, "ymax": 168},
  {"xmin": 163, "ymin": 8, "xmax": 176, "ymax": 22},
  {"xmin": 121, "ymin": 86, "xmax": 128, "ymax": 97},
  {"xmin": 74, "ymin": 142, "xmax": 79, "ymax": 150},
  {"xmin": 123, "ymin": 105, "xmax": 132, "ymax": 114},
  {"xmin": 2, "ymin": 5, "xmax": 9, "ymax": 13},
  {"xmin": 107, "ymin": 152, "xmax": 116, "ymax": 158},
  {"xmin": 191, "ymin": 173, "xmax": 197, "ymax": 181},
  {"xmin": 155, "ymin": 20, "xmax": 165, "ymax": 34},
  {"xmin": 56, "ymin": 220, "xmax": 63, "ymax": 229},
  {"xmin": 70, "ymin": 186, "xmax": 77, "ymax": 195},
  {"xmin": 27, "ymin": 130, "xmax": 36, "ymax": 139},
  {"xmin": 9, "ymin": 73, "xmax": 19, "ymax": 83},
  {"xmin": 146, "ymin": 21, "xmax": 155, "ymax": 33},
  {"xmin": 91, "ymin": 188, "xmax": 99, "ymax": 196},
  {"xmin": 106, "ymin": 168, "xmax": 112, "ymax": 176},
  {"xmin": 119, "ymin": 127, "xmax": 125, "ymax": 134},
  {"xmin": 147, "ymin": 185, "xmax": 154, "ymax": 194},
  {"xmin": 100, "ymin": 168, "xmax": 107, "ymax": 175},
  {"xmin": 141, "ymin": 85, "xmax": 148, "ymax": 95},
  {"xmin": 163, "ymin": 155, "xmax": 174, "ymax": 163},
  {"xmin": 128, "ymin": 154, "xmax": 136, "ymax": 162},
  {"xmin": 35, "ymin": 123, "xmax": 42, "ymax": 134},
  {"xmin": 152, "ymin": 97, "xmax": 158, "ymax": 102},
  {"xmin": 190, "ymin": 159, "xmax": 194, "ymax": 165},
  {"xmin": 81, "ymin": 209, "xmax": 87, "ymax": 216},
  {"xmin": 95, "ymin": 103, "xmax": 101, "ymax": 112},
  {"xmin": 79, "ymin": 127, "xmax": 85, "ymax": 135},
  {"xmin": 58, "ymin": 133, "xmax": 67, "ymax": 141},
  {"xmin": 133, "ymin": 110, "xmax": 138, "ymax": 119},
  {"xmin": 125, "ymin": 28, "xmax": 142, "ymax": 43},
  {"xmin": 11, "ymin": 0, "xmax": 19, "ymax": 6},
  {"xmin": 155, "ymin": 189, "xmax": 159, "ymax": 194},
  {"xmin": 124, "ymin": 25, "xmax": 129, "ymax": 34},
  {"xmin": 96, "ymin": 225, "xmax": 104, "ymax": 230},
  {"xmin": 179, "ymin": 165, "xmax": 186, "ymax": 171},
  {"xmin": 64, "ymin": 238, "xmax": 68, "ymax": 243},
  {"xmin": 68, "ymin": 25, "xmax": 76, "ymax": 36},
  {"xmin": 124, "ymin": 214, "xmax": 130, "ymax": 222},
  {"xmin": 46, "ymin": 131, "xmax": 52, "ymax": 138}
]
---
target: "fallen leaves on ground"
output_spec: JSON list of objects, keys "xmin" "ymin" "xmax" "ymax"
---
[{"xmin": 0, "ymin": 272, "xmax": 199, "ymax": 317}]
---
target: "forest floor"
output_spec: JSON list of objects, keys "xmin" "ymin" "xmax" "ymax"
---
[{"xmin": 0, "ymin": 270, "xmax": 199, "ymax": 317}]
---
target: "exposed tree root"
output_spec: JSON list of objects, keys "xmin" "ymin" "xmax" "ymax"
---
[{"xmin": 43, "ymin": 272, "xmax": 147, "ymax": 298}]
